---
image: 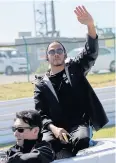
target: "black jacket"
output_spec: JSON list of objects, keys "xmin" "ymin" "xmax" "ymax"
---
[
  {"xmin": 6, "ymin": 139, "xmax": 55, "ymax": 163},
  {"xmin": 34, "ymin": 35, "xmax": 108, "ymax": 131}
]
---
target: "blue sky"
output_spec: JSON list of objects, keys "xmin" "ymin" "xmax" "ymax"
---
[{"xmin": 0, "ymin": 0, "xmax": 115, "ymax": 43}]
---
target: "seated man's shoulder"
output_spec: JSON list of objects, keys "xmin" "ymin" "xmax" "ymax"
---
[
  {"xmin": 7, "ymin": 144, "xmax": 16, "ymax": 152},
  {"xmin": 36, "ymin": 140, "xmax": 53, "ymax": 149},
  {"xmin": 35, "ymin": 140, "xmax": 55, "ymax": 159},
  {"xmin": 7, "ymin": 144, "xmax": 20, "ymax": 157}
]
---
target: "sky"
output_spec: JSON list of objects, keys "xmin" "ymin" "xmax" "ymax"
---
[{"xmin": 0, "ymin": 0, "xmax": 115, "ymax": 43}]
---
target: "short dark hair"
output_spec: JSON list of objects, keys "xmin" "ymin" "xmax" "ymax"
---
[
  {"xmin": 46, "ymin": 41, "xmax": 67, "ymax": 61},
  {"xmin": 46, "ymin": 41, "xmax": 66, "ymax": 53},
  {"xmin": 15, "ymin": 110, "xmax": 42, "ymax": 132}
]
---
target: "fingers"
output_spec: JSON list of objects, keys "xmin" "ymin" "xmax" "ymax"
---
[
  {"xmin": 78, "ymin": 6, "xmax": 84, "ymax": 15},
  {"xmin": 58, "ymin": 133, "xmax": 67, "ymax": 143},
  {"xmin": 74, "ymin": 8, "xmax": 82, "ymax": 17},
  {"xmin": 74, "ymin": 7, "xmax": 82, "ymax": 17},
  {"xmin": 82, "ymin": 6, "xmax": 88, "ymax": 14},
  {"xmin": 74, "ymin": 5, "xmax": 88, "ymax": 17},
  {"xmin": 62, "ymin": 129, "xmax": 68, "ymax": 134},
  {"xmin": 58, "ymin": 129, "xmax": 69, "ymax": 143},
  {"xmin": 62, "ymin": 133, "xmax": 69, "ymax": 143}
]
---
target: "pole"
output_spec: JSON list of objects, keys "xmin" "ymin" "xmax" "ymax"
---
[
  {"xmin": 44, "ymin": 1, "xmax": 48, "ymax": 36},
  {"xmin": 51, "ymin": 0, "xmax": 56, "ymax": 36},
  {"xmin": 33, "ymin": 0, "xmax": 37, "ymax": 37},
  {"xmin": 22, "ymin": 36, "xmax": 30, "ymax": 82}
]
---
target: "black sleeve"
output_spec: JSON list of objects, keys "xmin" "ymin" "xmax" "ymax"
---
[
  {"xmin": 34, "ymin": 83, "xmax": 53, "ymax": 129},
  {"xmin": 72, "ymin": 34, "xmax": 98, "ymax": 76},
  {"xmin": 7, "ymin": 143, "xmax": 55, "ymax": 163}
]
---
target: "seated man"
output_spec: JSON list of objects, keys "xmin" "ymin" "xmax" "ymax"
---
[
  {"xmin": 34, "ymin": 5, "xmax": 108, "ymax": 159},
  {"xmin": 6, "ymin": 110, "xmax": 55, "ymax": 163}
]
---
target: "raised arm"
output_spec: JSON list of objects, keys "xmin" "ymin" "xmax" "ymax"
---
[
  {"xmin": 73, "ymin": 6, "xmax": 98, "ymax": 75},
  {"xmin": 74, "ymin": 6, "xmax": 96, "ymax": 39}
]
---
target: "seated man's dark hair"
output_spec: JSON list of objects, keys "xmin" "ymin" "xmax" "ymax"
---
[{"xmin": 15, "ymin": 110, "xmax": 42, "ymax": 132}]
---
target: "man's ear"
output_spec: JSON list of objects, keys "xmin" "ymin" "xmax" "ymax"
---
[
  {"xmin": 64, "ymin": 53, "xmax": 67, "ymax": 59},
  {"xmin": 33, "ymin": 127, "xmax": 39, "ymax": 135},
  {"xmin": 46, "ymin": 54, "xmax": 49, "ymax": 61}
]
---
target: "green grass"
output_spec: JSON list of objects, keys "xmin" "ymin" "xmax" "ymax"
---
[
  {"xmin": 0, "ymin": 82, "xmax": 34, "ymax": 100},
  {"xmin": 0, "ymin": 73, "xmax": 115, "ymax": 100},
  {"xmin": 93, "ymin": 126, "xmax": 116, "ymax": 139},
  {"xmin": 87, "ymin": 72, "xmax": 115, "ymax": 88},
  {"xmin": 0, "ymin": 143, "xmax": 14, "ymax": 150}
]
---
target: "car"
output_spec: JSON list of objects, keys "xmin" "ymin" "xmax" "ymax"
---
[
  {"xmin": 0, "ymin": 48, "xmax": 30, "ymax": 75},
  {"xmin": 0, "ymin": 138, "xmax": 115, "ymax": 163},
  {"xmin": 67, "ymin": 47, "xmax": 115, "ymax": 72}
]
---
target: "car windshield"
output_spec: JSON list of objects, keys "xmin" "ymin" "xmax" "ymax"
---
[
  {"xmin": 109, "ymin": 47, "xmax": 115, "ymax": 53},
  {"xmin": 7, "ymin": 50, "xmax": 23, "ymax": 58},
  {"xmin": 68, "ymin": 48, "xmax": 83, "ymax": 58}
]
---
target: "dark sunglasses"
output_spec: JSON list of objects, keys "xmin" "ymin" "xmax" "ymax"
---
[
  {"xmin": 12, "ymin": 126, "xmax": 33, "ymax": 133},
  {"xmin": 48, "ymin": 48, "xmax": 64, "ymax": 55}
]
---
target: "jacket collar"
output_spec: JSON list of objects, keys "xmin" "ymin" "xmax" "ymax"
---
[
  {"xmin": 43, "ymin": 74, "xmax": 59, "ymax": 102},
  {"xmin": 42, "ymin": 65, "xmax": 72, "ymax": 102}
]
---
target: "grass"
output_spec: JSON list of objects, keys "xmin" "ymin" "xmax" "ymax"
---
[
  {"xmin": 0, "ymin": 143, "xmax": 14, "ymax": 150},
  {"xmin": 93, "ymin": 126, "xmax": 116, "ymax": 139},
  {"xmin": 0, "ymin": 82, "xmax": 34, "ymax": 100},
  {"xmin": 87, "ymin": 72, "xmax": 115, "ymax": 88},
  {"xmin": 0, "ymin": 126, "xmax": 115, "ymax": 151},
  {"xmin": 0, "ymin": 73, "xmax": 115, "ymax": 100}
]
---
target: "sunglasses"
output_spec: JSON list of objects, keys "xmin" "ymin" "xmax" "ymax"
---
[
  {"xmin": 48, "ymin": 48, "xmax": 64, "ymax": 55},
  {"xmin": 12, "ymin": 126, "xmax": 33, "ymax": 133}
]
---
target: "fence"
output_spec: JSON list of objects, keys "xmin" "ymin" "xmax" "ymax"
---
[{"xmin": 0, "ymin": 36, "xmax": 115, "ymax": 83}]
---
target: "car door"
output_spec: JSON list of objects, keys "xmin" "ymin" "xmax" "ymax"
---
[{"xmin": 92, "ymin": 47, "xmax": 112, "ymax": 71}]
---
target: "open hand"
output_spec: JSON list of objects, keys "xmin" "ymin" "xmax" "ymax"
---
[{"xmin": 74, "ymin": 6, "xmax": 94, "ymax": 26}]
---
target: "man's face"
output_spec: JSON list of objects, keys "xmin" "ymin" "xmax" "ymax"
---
[
  {"xmin": 47, "ymin": 42, "xmax": 66, "ymax": 66},
  {"xmin": 13, "ymin": 118, "xmax": 39, "ymax": 146}
]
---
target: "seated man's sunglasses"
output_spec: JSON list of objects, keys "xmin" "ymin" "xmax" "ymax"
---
[
  {"xmin": 12, "ymin": 126, "xmax": 33, "ymax": 133},
  {"xmin": 48, "ymin": 48, "xmax": 64, "ymax": 55}
]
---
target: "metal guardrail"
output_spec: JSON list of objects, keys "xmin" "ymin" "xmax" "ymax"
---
[{"xmin": 0, "ymin": 86, "xmax": 115, "ymax": 145}]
